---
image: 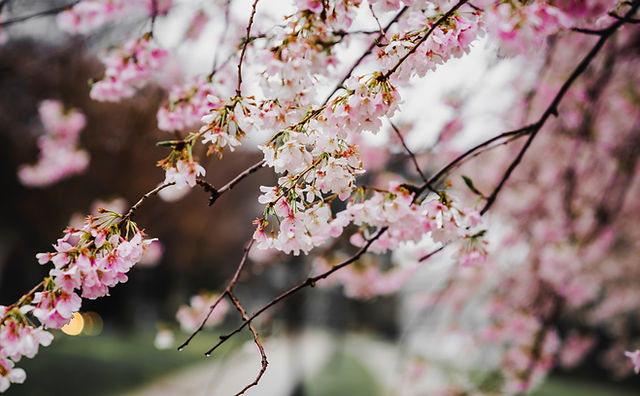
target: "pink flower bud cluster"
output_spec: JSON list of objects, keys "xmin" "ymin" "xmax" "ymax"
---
[
  {"xmin": 175, "ymin": 293, "xmax": 229, "ymax": 332},
  {"xmin": 296, "ymin": 0, "xmax": 361, "ymax": 30},
  {"xmin": 375, "ymin": 5, "xmax": 482, "ymax": 82},
  {"xmin": 484, "ymin": 2, "xmax": 572, "ymax": 55},
  {"xmin": 157, "ymin": 76, "xmax": 216, "ymax": 132},
  {"xmin": 36, "ymin": 212, "xmax": 153, "ymax": 300},
  {"xmin": 18, "ymin": 100, "xmax": 89, "ymax": 188},
  {"xmin": 57, "ymin": 0, "xmax": 173, "ymax": 35},
  {"xmin": 90, "ymin": 34, "xmax": 168, "ymax": 102},
  {"xmin": 345, "ymin": 184, "xmax": 484, "ymax": 258},
  {"xmin": 258, "ymin": 10, "xmax": 340, "ymax": 108},
  {"xmin": 0, "ymin": 212, "xmax": 153, "ymax": 392}
]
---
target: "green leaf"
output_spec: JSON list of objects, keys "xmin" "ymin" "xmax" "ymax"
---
[{"xmin": 462, "ymin": 175, "xmax": 485, "ymax": 198}]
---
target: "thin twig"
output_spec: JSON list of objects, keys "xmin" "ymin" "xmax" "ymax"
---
[
  {"xmin": 0, "ymin": 1, "xmax": 79, "ymax": 28},
  {"xmin": 236, "ymin": 0, "xmax": 260, "ymax": 97},
  {"xmin": 178, "ymin": 239, "xmax": 255, "ymax": 350},
  {"xmin": 196, "ymin": 159, "xmax": 266, "ymax": 206},
  {"xmin": 389, "ymin": 120, "xmax": 427, "ymax": 182},
  {"xmin": 415, "ymin": 126, "xmax": 533, "ymax": 197},
  {"xmin": 205, "ymin": 227, "xmax": 388, "ymax": 356},
  {"xmin": 368, "ymin": 2, "xmax": 386, "ymax": 38},
  {"xmin": 227, "ymin": 290, "xmax": 268, "ymax": 396},
  {"xmin": 210, "ymin": 0, "xmax": 232, "ymax": 78},
  {"xmin": 121, "ymin": 182, "xmax": 176, "ymax": 222}
]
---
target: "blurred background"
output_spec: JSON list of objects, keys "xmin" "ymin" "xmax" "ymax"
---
[{"xmin": 1, "ymin": 1, "xmax": 640, "ymax": 395}]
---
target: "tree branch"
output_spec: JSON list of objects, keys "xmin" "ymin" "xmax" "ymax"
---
[
  {"xmin": 204, "ymin": 227, "xmax": 388, "ymax": 356},
  {"xmin": 480, "ymin": 0, "xmax": 639, "ymax": 215},
  {"xmin": 178, "ymin": 239, "xmax": 255, "ymax": 350},
  {"xmin": 389, "ymin": 120, "xmax": 427, "ymax": 182},
  {"xmin": 236, "ymin": 0, "xmax": 260, "ymax": 97},
  {"xmin": 227, "ymin": 290, "xmax": 268, "ymax": 396},
  {"xmin": 0, "ymin": 1, "xmax": 79, "ymax": 28}
]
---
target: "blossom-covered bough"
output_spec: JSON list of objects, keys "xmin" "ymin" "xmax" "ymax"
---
[{"xmin": 1, "ymin": 0, "xmax": 640, "ymax": 394}]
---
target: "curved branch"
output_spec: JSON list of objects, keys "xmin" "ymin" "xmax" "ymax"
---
[
  {"xmin": 204, "ymin": 226, "xmax": 388, "ymax": 356},
  {"xmin": 0, "ymin": 1, "xmax": 79, "ymax": 28}
]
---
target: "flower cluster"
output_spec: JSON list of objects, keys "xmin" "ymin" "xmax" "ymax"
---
[
  {"xmin": 374, "ymin": 4, "xmax": 482, "ymax": 82},
  {"xmin": 175, "ymin": 292, "xmax": 229, "ymax": 333},
  {"xmin": 254, "ymin": 117, "xmax": 363, "ymax": 255},
  {"xmin": 157, "ymin": 76, "xmax": 216, "ymax": 132},
  {"xmin": 18, "ymin": 100, "xmax": 89, "ymax": 187},
  {"xmin": 345, "ymin": 184, "xmax": 485, "ymax": 259},
  {"xmin": 325, "ymin": 74, "xmax": 401, "ymax": 135},
  {"xmin": 90, "ymin": 33, "xmax": 168, "ymax": 102},
  {"xmin": 199, "ymin": 96, "xmax": 254, "ymax": 157},
  {"xmin": 483, "ymin": 1, "xmax": 572, "ymax": 55},
  {"xmin": 0, "ymin": 210, "xmax": 154, "ymax": 392},
  {"xmin": 57, "ymin": 0, "xmax": 173, "ymax": 35}
]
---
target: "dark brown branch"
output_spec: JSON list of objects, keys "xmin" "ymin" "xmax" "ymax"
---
[
  {"xmin": 196, "ymin": 159, "xmax": 266, "ymax": 206},
  {"xmin": 0, "ymin": 1, "xmax": 79, "ymax": 28},
  {"xmin": 415, "ymin": 126, "xmax": 533, "ymax": 197},
  {"xmin": 382, "ymin": 0, "xmax": 468, "ymax": 80},
  {"xmin": 121, "ymin": 182, "xmax": 176, "ymax": 222},
  {"xmin": 389, "ymin": 120, "xmax": 427, "ymax": 182},
  {"xmin": 178, "ymin": 239, "xmax": 255, "ymax": 350},
  {"xmin": 205, "ymin": 227, "xmax": 389, "ymax": 356},
  {"xmin": 418, "ymin": 244, "xmax": 446, "ymax": 262},
  {"xmin": 236, "ymin": 0, "xmax": 260, "ymax": 97},
  {"xmin": 227, "ymin": 290, "xmax": 268, "ymax": 396}
]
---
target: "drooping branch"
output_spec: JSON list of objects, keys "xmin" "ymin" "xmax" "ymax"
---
[
  {"xmin": 227, "ymin": 290, "xmax": 268, "ymax": 396},
  {"xmin": 178, "ymin": 239, "xmax": 255, "ymax": 350},
  {"xmin": 204, "ymin": 226, "xmax": 389, "ymax": 356}
]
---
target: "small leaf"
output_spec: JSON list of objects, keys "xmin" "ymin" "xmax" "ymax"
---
[{"xmin": 462, "ymin": 175, "xmax": 485, "ymax": 198}]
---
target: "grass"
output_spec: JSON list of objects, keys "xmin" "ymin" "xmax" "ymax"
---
[
  {"xmin": 532, "ymin": 376, "xmax": 639, "ymax": 396},
  {"xmin": 304, "ymin": 351, "xmax": 382, "ymax": 396},
  {"xmin": 4, "ymin": 328, "xmax": 245, "ymax": 396}
]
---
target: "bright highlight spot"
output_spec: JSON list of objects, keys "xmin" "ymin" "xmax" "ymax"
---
[{"xmin": 61, "ymin": 312, "xmax": 84, "ymax": 336}]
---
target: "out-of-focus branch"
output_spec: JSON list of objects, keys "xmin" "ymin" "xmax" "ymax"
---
[
  {"xmin": 480, "ymin": 0, "xmax": 640, "ymax": 215},
  {"xmin": 389, "ymin": 120, "xmax": 427, "ymax": 182},
  {"xmin": 0, "ymin": 1, "xmax": 79, "ymax": 28}
]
